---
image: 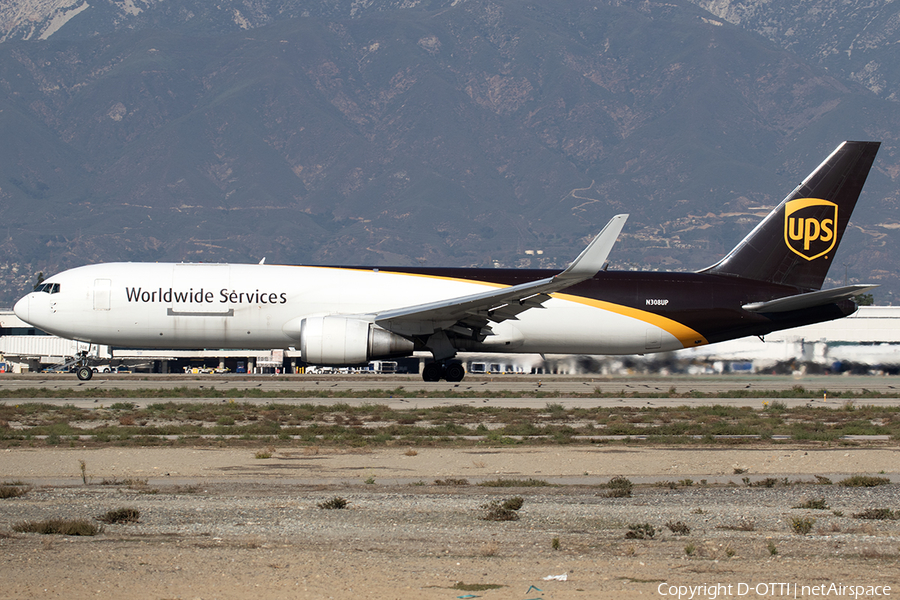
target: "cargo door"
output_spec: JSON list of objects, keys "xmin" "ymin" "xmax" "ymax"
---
[{"xmin": 93, "ymin": 279, "xmax": 111, "ymax": 311}]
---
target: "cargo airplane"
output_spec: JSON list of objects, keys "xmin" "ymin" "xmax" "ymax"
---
[{"xmin": 14, "ymin": 141, "xmax": 880, "ymax": 382}]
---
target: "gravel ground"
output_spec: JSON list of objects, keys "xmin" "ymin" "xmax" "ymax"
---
[{"xmin": 1, "ymin": 447, "xmax": 899, "ymax": 599}]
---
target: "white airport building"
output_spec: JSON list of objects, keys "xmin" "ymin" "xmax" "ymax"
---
[{"xmin": 1, "ymin": 307, "xmax": 899, "ymax": 376}]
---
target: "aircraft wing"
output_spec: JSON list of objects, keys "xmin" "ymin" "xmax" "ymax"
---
[
  {"xmin": 742, "ymin": 284, "xmax": 878, "ymax": 313},
  {"xmin": 374, "ymin": 215, "xmax": 627, "ymax": 338}
]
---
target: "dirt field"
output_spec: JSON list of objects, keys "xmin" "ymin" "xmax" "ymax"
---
[{"xmin": 2, "ymin": 445, "xmax": 899, "ymax": 599}]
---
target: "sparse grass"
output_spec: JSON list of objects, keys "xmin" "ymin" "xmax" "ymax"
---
[
  {"xmin": 478, "ymin": 478, "xmax": 549, "ymax": 488},
  {"xmin": 767, "ymin": 541, "xmax": 778, "ymax": 555},
  {"xmin": 551, "ymin": 537, "xmax": 560, "ymax": 550},
  {"xmin": 838, "ymin": 475, "xmax": 891, "ymax": 488},
  {"xmin": 451, "ymin": 582, "xmax": 504, "ymax": 592},
  {"xmin": 97, "ymin": 508, "xmax": 141, "ymax": 524},
  {"xmin": 684, "ymin": 543, "xmax": 696, "ymax": 556},
  {"xmin": 3, "ymin": 390, "xmax": 900, "ymax": 448},
  {"xmin": 793, "ymin": 497, "xmax": 829, "ymax": 510},
  {"xmin": 13, "ymin": 518, "xmax": 102, "ymax": 536},
  {"xmin": 317, "ymin": 496, "xmax": 350, "ymax": 510},
  {"xmin": 744, "ymin": 477, "xmax": 778, "ymax": 488},
  {"xmin": 100, "ymin": 477, "xmax": 149, "ymax": 488}
]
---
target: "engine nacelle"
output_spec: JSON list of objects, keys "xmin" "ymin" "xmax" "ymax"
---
[{"xmin": 299, "ymin": 316, "xmax": 415, "ymax": 365}]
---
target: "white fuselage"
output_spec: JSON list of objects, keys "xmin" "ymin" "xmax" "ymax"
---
[{"xmin": 14, "ymin": 262, "xmax": 694, "ymax": 357}]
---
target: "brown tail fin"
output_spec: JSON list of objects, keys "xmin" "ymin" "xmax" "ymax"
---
[{"xmin": 701, "ymin": 141, "xmax": 880, "ymax": 291}]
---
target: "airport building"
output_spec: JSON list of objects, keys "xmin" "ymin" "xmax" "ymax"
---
[{"xmin": 2, "ymin": 307, "xmax": 899, "ymax": 376}]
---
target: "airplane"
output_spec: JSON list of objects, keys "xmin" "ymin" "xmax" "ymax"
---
[{"xmin": 14, "ymin": 141, "xmax": 880, "ymax": 382}]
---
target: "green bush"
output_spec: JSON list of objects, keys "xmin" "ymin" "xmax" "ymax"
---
[
  {"xmin": 789, "ymin": 516, "xmax": 815, "ymax": 535},
  {"xmin": 604, "ymin": 476, "xmax": 633, "ymax": 498}
]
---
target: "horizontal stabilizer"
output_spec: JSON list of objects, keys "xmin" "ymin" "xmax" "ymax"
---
[{"xmin": 742, "ymin": 284, "xmax": 878, "ymax": 313}]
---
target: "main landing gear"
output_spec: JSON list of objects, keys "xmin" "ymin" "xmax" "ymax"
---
[{"xmin": 422, "ymin": 361, "xmax": 466, "ymax": 382}]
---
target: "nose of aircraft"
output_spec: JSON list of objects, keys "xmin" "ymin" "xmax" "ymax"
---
[{"xmin": 13, "ymin": 294, "xmax": 30, "ymax": 323}]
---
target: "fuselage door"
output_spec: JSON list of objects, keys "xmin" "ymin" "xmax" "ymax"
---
[
  {"xmin": 645, "ymin": 328, "xmax": 661, "ymax": 350},
  {"xmin": 93, "ymin": 279, "xmax": 111, "ymax": 311}
]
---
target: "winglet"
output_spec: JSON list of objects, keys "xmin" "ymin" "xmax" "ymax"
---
[{"xmin": 555, "ymin": 214, "xmax": 628, "ymax": 282}]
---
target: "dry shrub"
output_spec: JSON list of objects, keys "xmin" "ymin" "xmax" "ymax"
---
[
  {"xmin": 318, "ymin": 496, "xmax": 350, "ymax": 510},
  {"xmin": 625, "ymin": 523, "xmax": 655, "ymax": 540},
  {"xmin": 97, "ymin": 508, "xmax": 141, "ymax": 524},
  {"xmin": 852, "ymin": 508, "xmax": 900, "ymax": 520},
  {"xmin": 0, "ymin": 485, "xmax": 29, "ymax": 499},
  {"xmin": 665, "ymin": 520, "xmax": 690, "ymax": 535},
  {"xmin": 839, "ymin": 475, "xmax": 890, "ymax": 488},
  {"xmin": 481, "ymin": 497, "xmax": 524, "ymax": 521},
  {"xmin": 13, "ymin": 519, "xmax": 102, "ymax": 536},
  {"xmin": 603, "ymin": 476, "xmax": 633, "ymax": 498}
]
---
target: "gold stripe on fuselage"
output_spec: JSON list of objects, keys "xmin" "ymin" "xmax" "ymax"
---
[
  {"xmin": 553, "ymin": 292, "xmax": 708, "ymax": 348},
  {"xmin": 332, "ymin": 267, "xmax": 709, "ymax": 349}
]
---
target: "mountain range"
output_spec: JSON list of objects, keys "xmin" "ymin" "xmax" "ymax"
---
[{"xmin": 0, "ymin": 0, "xmax": 898, "ymax": 308}]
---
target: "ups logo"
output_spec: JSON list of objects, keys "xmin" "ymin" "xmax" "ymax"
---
[{"xmin": 784, "ymin": 198, "xmax": 837, "ymax": 261}]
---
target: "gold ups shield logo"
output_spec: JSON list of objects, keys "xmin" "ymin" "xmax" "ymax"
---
[{"xmin": 784, "ymin": 198, "xmax": 837, "ymax": 261}]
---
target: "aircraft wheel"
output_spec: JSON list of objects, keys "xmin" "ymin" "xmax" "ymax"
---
[
  {"xmin": 445, "ymin": 362, "xmax": 466, "ymax": 382},
  {"xmin": 422, "ymin": 362, "xmax": 443, "ymax": 382},
  {"xmin": 76, "ymin": 366, "xmax": 93, "ymax": 381}
]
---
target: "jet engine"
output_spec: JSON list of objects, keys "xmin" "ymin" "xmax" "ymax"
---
[{"xmin": 299, "ymin": 316, "xmax": 414, "ymax": 365}]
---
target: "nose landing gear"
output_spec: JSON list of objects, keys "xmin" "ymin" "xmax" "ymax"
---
[{"xmin": 422, "ymin": 361, "xmax": 466, "ymax": 382}]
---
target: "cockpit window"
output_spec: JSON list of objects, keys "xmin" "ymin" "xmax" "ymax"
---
[{"xmin": 35, "ymin": 283, "xmax": 60, "ymax": 294}]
